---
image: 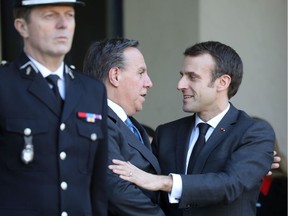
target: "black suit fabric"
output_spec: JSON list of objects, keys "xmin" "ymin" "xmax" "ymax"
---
[
  {"xmin": 152, "ymin": 104, "xmax": 275, "ymax": 216},
  {"xmin": 107, "ymin": 108, "xmax": 165, "ymax": 216},
  {"xmin": 0, "ymin": 52, "xmax": 108, "ymax": 216}
]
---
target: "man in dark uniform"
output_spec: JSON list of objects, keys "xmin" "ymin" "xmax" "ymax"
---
[{"xmin": 0, "ymin": 1, "xmax": 108, "ymax": 215}]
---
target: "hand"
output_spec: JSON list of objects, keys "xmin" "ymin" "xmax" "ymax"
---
[
  {"xmin": 267, "ymin": 150, "xmax": 281, "ymax": 176},
  {"xmin": 108, "ymin": 159, "xmax": 173, "ymax": 192}
]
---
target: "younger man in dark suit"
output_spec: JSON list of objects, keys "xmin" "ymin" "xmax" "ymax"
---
[
  {"xmin": 109, "ymin": 41, "xmax": 275, "ymax": 216},
  {"xmin": 83, "ymin": 38, "xmax": 165, "ymax": 216},
  {"xmin": 0, "ymin": 1, "xmax": 108, "ymax": 215}
]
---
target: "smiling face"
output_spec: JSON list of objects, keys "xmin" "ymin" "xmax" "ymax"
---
[
  {"xmin": 116, "ymin": 47, "xmax": 153, "ymax": 116},
  {"xmin": 177, "ymin": 54, "xmax": 220, "ymax": 117},
  {"xmin": 15, "ymin": 5, "xmax": 75, "ymax": 62}
]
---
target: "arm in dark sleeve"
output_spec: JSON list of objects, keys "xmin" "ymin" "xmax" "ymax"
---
[
  {"xmin": 179, "ymin": 120, "xmax": 275, "ymax": 208},
  {"xmin": 107, "ymin": 120, "xmax": 165, "ymax": 216}
]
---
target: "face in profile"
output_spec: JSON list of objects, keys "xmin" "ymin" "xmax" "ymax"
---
[
  {"xmin": 117, "ymin": 47, "xmax": 153, "ymax": 116},
  {"xmin": 177, "ymin": 54, "xmax": 217, "ymax": 114}
]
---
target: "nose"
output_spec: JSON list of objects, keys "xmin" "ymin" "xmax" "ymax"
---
[
  {"xmin": 144, "ymin": 74, "xmax": 153, "ymax": 89},
  {"xmin": 177, "ymin": 76, "xmax": 186, "ymax": 91},
  {"xmin": 56, "ymin": 15, "xmax": 69, "ymax": 28}
]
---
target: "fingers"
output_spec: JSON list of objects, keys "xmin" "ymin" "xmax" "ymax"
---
[
  {"xmin": 273, "ymin": 156, "xmax": 281, "ymax": 163},
  {"xmin": 108, "ymin": 159, "xmax": 134, "ymax": 177},
  {"xmin": 108, "ymin": 164, "xmax": 129, "ymax": 176},
  {"xmin": 111, "ymin": 159, "xmax": 128, "ymax": 165},
  {"xmin": 271, "ymin": 163, "xmax": 280, "ymax": 169}
]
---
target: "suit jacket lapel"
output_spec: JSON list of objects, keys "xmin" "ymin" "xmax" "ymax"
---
[
  {"xmin": 28, "ymin": 73, "xmax": 62, "ymax": 116},
  {"xmin": 192, "ymin": 104, "xmax": 239, "ymax": 173},
  {"xmin": 108, "ymin": 108, "xmax": 161, "ymax": 174},
  {"xmin": 129, "ymin": 117, "xmax": 152, "ymax": 150},
  {"xmin": 16, "ymin": 53, "xmax": 62, "ymax": 117},
  {"xmin": 61, "ymin": 67, "xmax": 83, "ymax": 122},
  {"xmin": 176, "ymin": 115, "xmax": 195, "ymax": 173}
]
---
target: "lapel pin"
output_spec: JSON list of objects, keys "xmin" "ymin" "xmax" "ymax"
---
[{"xmin": 221, "ymin": 128, "xmax": 225, "ymax": 132}]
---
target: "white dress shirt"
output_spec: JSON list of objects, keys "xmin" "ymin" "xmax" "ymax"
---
[
  {"xmin": 169, "ymin": 104, "xmax": 230, "ymax": 203},
  {"xmin": 28, "ymin": 55, "xmax": 65, "ymax": 99},
  {"xmin": 107, "ymin": 99, "xmax": 128, "ymax": 122}
]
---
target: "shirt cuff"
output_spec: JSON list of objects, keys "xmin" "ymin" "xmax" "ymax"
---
[{"xmin": 168, "ymin": 173, "xmax": 182, "ymax": 203}]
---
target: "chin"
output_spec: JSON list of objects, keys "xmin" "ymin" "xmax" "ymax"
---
[{"xmin": 182, "ymin": 106, "xmax": 194, "ymax": 113}]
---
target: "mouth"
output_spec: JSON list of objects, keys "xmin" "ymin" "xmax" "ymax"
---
[
  {"xmin": 183, "ymin": 94, "xmax": 194, "ymax": 99},
  {"xmin": 56, "ymin": 35, "xmax": 69, "ymax": 42}
]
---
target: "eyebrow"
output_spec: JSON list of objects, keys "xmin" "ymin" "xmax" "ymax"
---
[
  {"xmin": 180, "ymin": 71, "xmax": 201, "ymax": 78},
  {"xmin": 138, "ymin": 67, "xmax": 147, "ymax": 72}
]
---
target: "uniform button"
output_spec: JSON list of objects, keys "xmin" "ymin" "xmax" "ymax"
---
[
  {"xmin": 90, "ymin": 133, "xmax": 97, "ymax": 141},
  {"xmin": 61, "ymin": 211, "xmax": 68, "ymax": 216},
  {"xmin": 60, "ymin": 152, "xmax": 66, "ymax": 160},
  {"xmin": 24, "ymin": 128, "xmax": 32, "ymax": 136},
  {"xmin": 60, "ymin": 123, "xmax": 66, "ymax": 131},
  {"xmin": 61, "ymin": 181, "xmax": 68, "ymax": 190}
]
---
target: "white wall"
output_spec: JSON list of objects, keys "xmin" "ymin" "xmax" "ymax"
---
[
  {"xmin": 123, "ymin": 0, "xmax": 287, "ymax": 159},
  {"xmin": 198, "ymin": 0, "xmax": 287, "ymax": 159},
  {"xmin": 123, "ymin": 0, "xmax": 199, "ymax": 125}
]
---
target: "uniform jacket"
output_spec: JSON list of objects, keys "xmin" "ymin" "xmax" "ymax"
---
[
  {"xmin": 0, "ymin": 52, "xmax": 108, "ymax": 216},
  {"xmin": 107, "ymin": 108, "xmax": 165, "ymax": 216},
  {"xmin": 152, "ymin": 104, "xmax": 275, "ymax": 216}
]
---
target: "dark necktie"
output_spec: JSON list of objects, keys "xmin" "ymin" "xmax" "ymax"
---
[
  {"xmin": 187, "ymin": 123, "xmax": 210, "ymax": 173},
  {"xmin": 125, "ymin": 118, "xmax": 144, "ymax": 143},
  {"xmin": 46, "ymin": 74, "xmax": 63, "ymax": 108}
]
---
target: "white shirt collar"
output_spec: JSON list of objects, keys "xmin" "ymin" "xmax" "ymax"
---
[
  {"xmin": 195, "ymin": 103, "xmax": 230, "ymax": 129},
  {"xmin": 27, "ymin": 55, "xmax": 64, "ymax": 80},
  {"xmin": 107, "ymin": 99, "xmax": 128, "ymax": 122}
]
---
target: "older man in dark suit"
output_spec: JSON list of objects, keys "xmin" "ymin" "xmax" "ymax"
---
[
  {"xmin": 0, "ymin": 1, "xmax": 108, "ymax": 215},
  {"xmin": 83, "ymin": 38, "xmax": 165, "ymax": 216},
  {"xmin": 109, "ymin": 41, "xmax": 275, "ymax": 216}
]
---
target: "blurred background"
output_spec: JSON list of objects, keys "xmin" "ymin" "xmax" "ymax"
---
[{"xmin": 0, "ymin": 0, "xmax": 287, "ymax": 162}]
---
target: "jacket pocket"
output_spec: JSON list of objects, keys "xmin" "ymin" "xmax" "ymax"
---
[{"xmin": 77, "ymin": 121, "xmax": 103, "ymax": 174}]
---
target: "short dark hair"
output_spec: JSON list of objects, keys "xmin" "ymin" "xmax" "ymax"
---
[
  {"xmin": 184, "ymin": 41, "xmax": 243, "ymax": 99},
  {"xmin": 13, "ymin": 7, "xmax": 32, "ymax": 21},
  {"xmin": 83, "ymin": 38, "xmax": 139, "ymax": 81}
]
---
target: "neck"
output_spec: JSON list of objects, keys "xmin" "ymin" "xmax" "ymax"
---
[
  {"xmin": 198, "ymin": 101, "xmax": 229, "ymax": 122},
  {"xmin": 24, "ymin": 49, "xmax": 65, "ymax": 72}
]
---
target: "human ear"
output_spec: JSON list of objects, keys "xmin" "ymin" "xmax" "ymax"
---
[
  {"xmin": 14, "ymin": 18, "xmax": 29, "ymax": 38},
  {"xmin": 217, "ymin": 74, "xmax": 231, "ymax": 91},
  {"xmin": 108, "ymin": 67, "xmax": 121, "ymax": 87}
]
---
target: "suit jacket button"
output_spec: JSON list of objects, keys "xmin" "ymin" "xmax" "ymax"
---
[
  {"xmin": 60, "ymin": 123, "xmax": 66, "ymax": 131},
  {"xmin": 24, "ymin": 128, "xmax": 31, "ymax": 136},
  {"xmin": 61, "ymin": 211, "xmax": 68, "ymax": 216},
  {"xmin": 60, "ymin": 152, "xmax": 67, "ymax": 160},
  {"xmin": 91, "ymin": 133, "xmax": 97, "ymax": 141},
  {"xmin": 61, "ymin": 181, "xmax": 68, "ymax": 190}
]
